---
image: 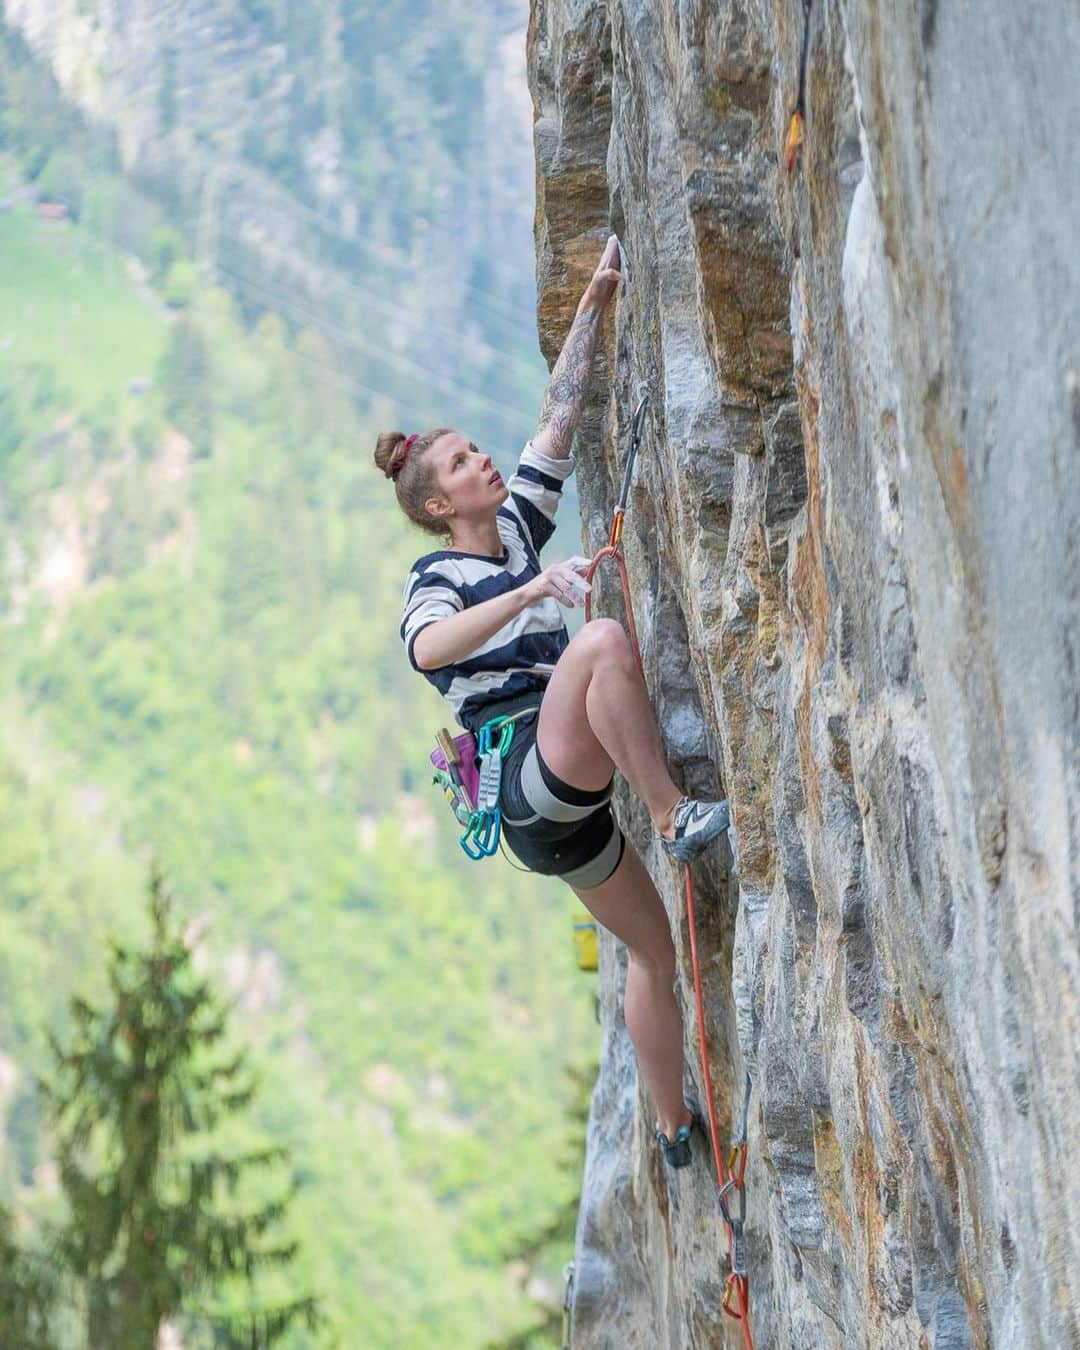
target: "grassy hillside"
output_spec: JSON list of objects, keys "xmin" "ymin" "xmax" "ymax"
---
[
  {"xmin": 0, "ymin": 194, "xmax": 596, "ymax": 1346},
  {"xmin": 0, "ymin": 211, "xmax": 166, "ymax": 409}
]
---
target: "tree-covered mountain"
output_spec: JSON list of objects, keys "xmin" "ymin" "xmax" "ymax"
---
[
  {"xmin": 1, "ymin": 0, "xmax": 550, "ymax": 456},
  {"xmin": 0, "ymin": 6, "xmax": 596, "ymax": 1343}
]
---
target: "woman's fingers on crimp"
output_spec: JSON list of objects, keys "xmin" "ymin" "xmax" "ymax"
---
[{"xmin": 582, "ymin": 237, "xmax": 622, "ymax": 309}]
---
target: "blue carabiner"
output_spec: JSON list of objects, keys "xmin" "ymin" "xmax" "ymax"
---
[
  {"xmin": 460, "ymin": 812, "xmax": 488, "ymax": 860},
  {"xmin": 475, "ymin": 807, "xmax": 502, "ymax": 856},
  {"xmin": 458, "ymin": 715, "xmax": 515, "ymax": 860}
]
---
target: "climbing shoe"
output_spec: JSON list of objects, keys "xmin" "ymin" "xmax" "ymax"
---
[
  {"xmin": 655, "ymin": 1103, "xmax": 705, "ymax": 1169},
  {"xmin": 661, "ymin": 797, "xmax": 732, "ymax": 863}
]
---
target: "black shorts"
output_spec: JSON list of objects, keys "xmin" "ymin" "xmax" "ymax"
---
[{"xmin": 477, "ymin": 695, "xmax": 625, "ymax": 889}]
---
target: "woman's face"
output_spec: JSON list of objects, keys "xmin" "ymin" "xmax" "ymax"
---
[{"xmin": 426, "ymin": 432, "xmax": 509, "ymax": 523}]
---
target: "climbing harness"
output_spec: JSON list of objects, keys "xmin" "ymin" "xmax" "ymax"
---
[
  {"xmin": 430, "ymin": 708, "xmax": 536, "ymax": 860},
  {"xmin": 785, "ymin": 0, "xmax": 813, "ymax": 172},
  {"xmin": 585, "ymin": 392, "xmax": 756, "ymax": 1350}
]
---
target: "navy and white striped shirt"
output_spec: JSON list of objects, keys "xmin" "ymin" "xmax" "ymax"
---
[{"xmin": 400, "ymin": 442, "xmax": 574, "ymax": 730}]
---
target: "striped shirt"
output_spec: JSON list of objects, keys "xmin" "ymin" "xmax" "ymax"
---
[{"xmin": 400, "ymin": 442, "xmax": 575, "ymax": 730}]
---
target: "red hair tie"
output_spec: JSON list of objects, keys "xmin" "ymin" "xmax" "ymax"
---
[{"xmin": 392, "ymin": 433, "xmax": 420, "ymax": 480}]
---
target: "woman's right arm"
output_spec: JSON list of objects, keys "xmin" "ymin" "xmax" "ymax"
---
[{"xmin": 412, "ymin": 560, "xmax": 591, "ymax": 671}]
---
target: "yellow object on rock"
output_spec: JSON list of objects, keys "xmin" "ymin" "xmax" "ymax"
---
[{"xmin": 572, "ymin": 904, "xmax": 598, "ymax": 971}]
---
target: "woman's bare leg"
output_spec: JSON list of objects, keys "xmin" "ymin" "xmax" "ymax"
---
[
  {"xmin": 573, "ymin": 840, "xmax": 692, "ymax": 1140},
  {"xmin": 538, "ymin": 619, "xmax": 682, "ymax": 837}
]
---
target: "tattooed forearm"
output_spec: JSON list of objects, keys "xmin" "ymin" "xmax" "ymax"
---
[{"xmin": 534, "ymin": 306, "xmax": 603, "ymax": 458}]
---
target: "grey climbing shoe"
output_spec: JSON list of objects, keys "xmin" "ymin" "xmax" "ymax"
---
[
  {"xmin": 661, "ymin": 797, "xmax": 731, "ymax": 863},
  {"xmin": 655, "ymin": 1102, "xmax": 705, "ymax": 1170}
]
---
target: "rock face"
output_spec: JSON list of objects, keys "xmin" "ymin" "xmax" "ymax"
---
[{"xmin": 528, "ymin": 1, "xmax": 1079, "ymax": 1345}]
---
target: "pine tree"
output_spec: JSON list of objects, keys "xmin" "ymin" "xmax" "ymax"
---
[
  {"xmin": 157, "ymin": 317, "xmax": 214, "ymax": 456},
  {"xmin": 37, "ymin": 861, "xmax": 323, "ymax": 1348},
  {"xmin": 0, "ymin": 1202, "xmax": 61, "ymax": 1349}
]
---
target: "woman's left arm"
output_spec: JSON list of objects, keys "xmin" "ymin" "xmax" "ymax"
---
[{"xmin": 531, "ymin": 235, "xmax": 622, "ymax": 461}]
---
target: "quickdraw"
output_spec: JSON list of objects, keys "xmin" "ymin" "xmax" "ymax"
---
[
  {"xmin": 682, "ymin": 845, "xmax": 754, "ymax": 1344},
  {"xmin": 460, "ymin": 715, "xmax": 516, "ymax": 858},
  {"xmin": 785, "ymin": 0, "xmax": 813, "ymax": 173},
  {"xmin": 431, "ymin": 709, "xmax": 537, "ymax": 860},
  {"xmin": 582, "ymin": 392, "xmax": 648, "ymax": 667}
]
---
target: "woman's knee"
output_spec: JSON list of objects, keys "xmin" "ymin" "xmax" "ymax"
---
[
  {"xmin": 574, "ymin": 617, "xmax": 634, "ymax": 670},
  {"xmin": 626, "ymin": 938, "xmax": 677, "ymax": 983}
]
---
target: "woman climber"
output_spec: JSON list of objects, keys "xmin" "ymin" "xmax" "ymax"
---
[{"xmin": 373, "ymin": 234, "xmax": 731, "ymax": 1168}]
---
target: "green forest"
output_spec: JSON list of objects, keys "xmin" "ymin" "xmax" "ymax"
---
[{"xmin": 0, "ymin": 10, "xmax": 597, "ymax": 1346}]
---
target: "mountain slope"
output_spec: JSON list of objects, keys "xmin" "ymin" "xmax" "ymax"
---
[{"xmin": 0, "ymin": 186, "xmax": 594, "ymax": 1345}]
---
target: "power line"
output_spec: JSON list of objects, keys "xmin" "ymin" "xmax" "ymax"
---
[
  {"xmin": 252, "ymin": 320, "xmax": 533, "ymax": 459},
  {"xmin": 210, "ymin": 255, "xmax": 535, "ymax": 439},
  {"xmin": 177, "ymin": 150, "xmax": 538, "ymax": 334},
  {"xmin": 22, "ymin": 1, "xmax": 543, "ymax": 330},
  {"xmin": 188, "ymin": 182, "xmax": 538, "ymax": 336},
  {"xmin": 266, "ymin": 191, "xmax": 537, "ymax": 331},
  {"xmin": 284, "ymin": 332, "xmax": 470, "ymax": 435},
  {"xmin": 205, "ymin": 268, "xmax": 534, "ymax": 453},
  {"xmin": 149, "ymin": 40, "xmax": 542, "ymax": 328},
  {"xmin": 185, "ymin": 211, "xmax": 540, "ymax": 389},
  {"xmin": 207, "ymin": 257, "xmax": 536, "ymax": 441}
]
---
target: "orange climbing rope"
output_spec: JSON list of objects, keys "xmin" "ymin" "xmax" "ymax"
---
[
  {"xmin": 687, "ymin": 874, "xmax": 753, "ymax": 1348},
  {"xmin": 584, "ymin": 396, "xmax": 755, "ymax": 1350},
  {"xmin": 585, "ymin": 507, "xmax": 642, "ymax": 671}
]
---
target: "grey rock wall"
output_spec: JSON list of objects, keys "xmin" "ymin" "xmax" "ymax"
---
[{"xmin": 528, "ymin": 1, "xmax": 1079, "ymax": 1345}]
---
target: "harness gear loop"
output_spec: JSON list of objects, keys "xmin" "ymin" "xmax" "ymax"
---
[{"xmin": 584, "ymin": 393, "xmax": 755, "ymax": 1350}]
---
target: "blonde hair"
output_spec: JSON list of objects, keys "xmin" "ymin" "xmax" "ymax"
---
[{"xmin": 373, "ymin": 427, "xmax": 454, "ymax": 537}]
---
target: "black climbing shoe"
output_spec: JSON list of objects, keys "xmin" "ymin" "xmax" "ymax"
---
[
  {"xmin": 661, "ymin": 797, "xmax": 731, "ymax": 863},
  {"xmin": 655, "ymin": 1103, "xmax": 705, "ymax": 1170}
]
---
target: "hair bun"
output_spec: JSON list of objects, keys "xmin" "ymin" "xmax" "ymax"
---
[
  {"xmin": 374, "ymin": 430, "xmax": 408, "ymax": 480},
  {"xmin": 392, "ymin": 433, "xmax": 421, "ymax": 479},
  {"xmin": 371, "ymin": 425, "xmax": 451, "ymax": 539}
]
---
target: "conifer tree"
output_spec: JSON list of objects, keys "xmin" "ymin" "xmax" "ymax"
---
[
  {"xmin": 157, "ymin": 317, "xmax": 214, "ymax": 455},
  {"xmin": 37, "ymin": 862, "xmax": 322, "ymax": 1348},
  {"xmin": 0, "ymin": 1202, "xmax": 61, "ymax": 1349}
]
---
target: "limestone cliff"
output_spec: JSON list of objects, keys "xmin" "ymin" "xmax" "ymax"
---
[{"xmin": 528, "ymin": 1, "xmax": 1079, "ymax": 1346}]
